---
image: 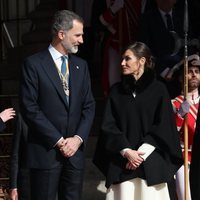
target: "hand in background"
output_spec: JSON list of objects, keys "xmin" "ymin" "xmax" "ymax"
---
[
  {"xmin": 110, "ymin": 0, "xmax": 124, "ymax": 14},
  {"xmin": 0, "ymin": 108, "xmax": 16, "ymax": 122},
  {"xmin": 178, "ymin": 100, "xmax": 190, "ymax": 117},
  {"xmin": 9, "ymin": 189, "xmax": 18, "ymax": 200}
]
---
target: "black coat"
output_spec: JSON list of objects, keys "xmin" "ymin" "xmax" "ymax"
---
[
  {"xmin": 190, "ymin": 106, "xmax": 200, "ymax": 200},
  {"xmin": 93, "ymin": 71, "xmax": 183, "ymax": 188},
  {"xmin": 0, "ymin": 118, "xmax": 6, "ymax": 132},
  {"xmin": 9, "ymin": 113, "xmax": 30, "ymax": 199}
]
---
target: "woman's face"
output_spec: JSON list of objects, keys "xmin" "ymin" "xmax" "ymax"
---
[{"xmin": 121, "ymin": 49, "xmax": 145, "ymax": 76}]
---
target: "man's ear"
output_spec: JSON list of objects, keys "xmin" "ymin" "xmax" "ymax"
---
[{"xmin": 58, "ymin": 30, "xmax": 65, "ymax": 40}]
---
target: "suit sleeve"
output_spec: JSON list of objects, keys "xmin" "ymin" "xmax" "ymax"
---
[{"xmin": 75, "ymin": 62, "xmax": 95, "ymax": 143}]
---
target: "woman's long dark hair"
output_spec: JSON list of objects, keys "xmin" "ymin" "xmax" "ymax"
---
[
  {"xmin": 121, "ymin": 42, "xmax": 155, "ymax": 93},
  {"xmin": 126, "ymin": 42, "xmax": 155, "ymax": 70}
]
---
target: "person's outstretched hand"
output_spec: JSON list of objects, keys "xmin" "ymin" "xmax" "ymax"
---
[{"xmin": 0, "ymin": 108, "xmax": 16, "ymax": 122}]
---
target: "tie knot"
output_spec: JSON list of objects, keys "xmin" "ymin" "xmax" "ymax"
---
[{"xmin": 61, "ymin": 55, "xmax": 67, "ymax": 61}]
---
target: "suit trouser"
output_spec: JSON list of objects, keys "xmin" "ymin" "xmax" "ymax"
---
[
  {"xmin": 30, "ymin": 160, "xmax": 84, "ymax": 200},
  {"xmin": 18, "ymin": 168, "xmax": 31, "ymax": 200}
]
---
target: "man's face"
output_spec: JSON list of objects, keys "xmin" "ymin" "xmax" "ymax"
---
[
  {"xmin": 188, "ymin": 66, "xmax": 200, "ymax": 90},
  {"xmin": 61, "ymin": 20, "xmax": 84, "ymax": 54}
]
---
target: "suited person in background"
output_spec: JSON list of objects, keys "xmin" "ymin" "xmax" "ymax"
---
[
  {"xmin": 137, "ymin": 0, "xmax": 187, "ymax": 98},
  {"xmin": 138, "ymin": 0, "xmax": 184, "ymax": 75},
  {"xmin": 9, "ymin": 113, "xmax": 30, "ymax": 200},
  {"xmin": 19, "ymin": 10, "xmax": 95, "ymax": 200}
]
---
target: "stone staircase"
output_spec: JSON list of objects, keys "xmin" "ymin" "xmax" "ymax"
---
[{"xmin": 83, "ymin": 158, "xmax": 106, "ymax": 200}]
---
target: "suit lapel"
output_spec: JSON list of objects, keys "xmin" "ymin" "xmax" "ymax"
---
[
  {"xmin": 156, "ymin": 10, "xmax": 167, "ymax": 31},
  {"xmin": 41, "ymin": 51, "xmax": 69, "ymax": 109},
  {"xmin": 68, "ymin": 56, "xmax": 81, "ymax": 112}
]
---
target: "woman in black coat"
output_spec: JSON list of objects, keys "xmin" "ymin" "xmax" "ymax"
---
[{"xmin": 93, "ymin": 42, "xmax": 183, "ymax": 200}]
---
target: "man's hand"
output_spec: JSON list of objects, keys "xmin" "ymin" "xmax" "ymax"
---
[
  {"xmin": 56, "ymin": 137, "xmax": 67, "ymax": 149},
  {"xmin": 59, "ymin": 136, "xmax": 82, "ymax": 157}
]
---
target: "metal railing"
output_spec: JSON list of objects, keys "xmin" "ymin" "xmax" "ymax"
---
[
  {"xmin": 0, "ymin": 0, "xmax": 40, "ymax": 60},
  {"xmin": 0, "ymin": 94, "xmax": 19, "ymax": 192}
]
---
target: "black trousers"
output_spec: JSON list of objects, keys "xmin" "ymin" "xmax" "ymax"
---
[
  {"xmin": 18, "ymin": 168, "xmax": 31, "ymax": 200},
  {"xmin": 30, "ymin": 160, "xmax": 84, "ymax": 200}
]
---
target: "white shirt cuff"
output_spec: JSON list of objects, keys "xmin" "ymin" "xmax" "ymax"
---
[
  {"xmin": 54, "ymin": 137, "xmax": 64, "ymax": 147},
  {"xmin": 120, "ymin": 148, "xmax": 131, "ymax": 157},
  {"xmin": 74, "ymin": 135, "xmax": 83, "ymax": 143},
  {"xmin": 137, "ymin": 143, "xmax": 155, "ymax": 161}
]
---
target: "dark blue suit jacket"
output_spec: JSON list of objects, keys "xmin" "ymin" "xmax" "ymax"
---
[{"xmin": 20, "ymin": 49, "xmax": 95, "ymax": 169}]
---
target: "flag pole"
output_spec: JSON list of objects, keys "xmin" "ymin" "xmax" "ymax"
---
[{"xmin": 183, "ymin": 0, "xmax": 189, "ymax": 199}]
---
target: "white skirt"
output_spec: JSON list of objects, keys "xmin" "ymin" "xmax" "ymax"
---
[{"xmin": 106, "ymin": 178, "xmax": 170, "ymax": 200}]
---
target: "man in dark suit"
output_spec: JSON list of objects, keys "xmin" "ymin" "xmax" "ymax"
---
[
  {"xmin": 138, "ymin": 0, "xmax": 184, "ymax": 75},
  {"xmin": 137, "ymin": 0, "xmax": 192, "ymax": 99},
  {"xmin": 19, "ymin": 10, "xmax": 95, "ymax": 200}
]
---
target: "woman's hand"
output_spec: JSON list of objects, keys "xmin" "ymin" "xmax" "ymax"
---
[
  {"xmin": 124, "ymin": 149, "xmax": 144, "ymax": 170},
  {"xmin": 9, "ymin": 189, "xmax": 18, "ymax": 200},
  {"xmin": 0, "ymin": 108, "xmax": 16, "ymax": 122}
]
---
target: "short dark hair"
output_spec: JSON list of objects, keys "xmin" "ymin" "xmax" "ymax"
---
[{"xmin": 51, "ymin": 10, "xmax": 84, "ymax": 37}]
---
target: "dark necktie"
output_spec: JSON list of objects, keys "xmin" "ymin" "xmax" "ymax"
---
[
  {"xmin": 165, "ymin": 13, "xmax": 173, "ymax": 31},
  {"xmin": 61, "ymin": 56, "xmax": 67, "ymax": 76},
  {"xmin": 61, "ymin": 56, "xmax": 69, "ymax": 104}
]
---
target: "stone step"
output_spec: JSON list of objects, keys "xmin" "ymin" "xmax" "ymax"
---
[
  {"xmin": 84, "ymin": 135, "xmax": 106, "ymax": 199},
  {"xmin": 83, "ymin": 158, "xmax": 106, "ymax": 200},
  {"xmin": 7, "ymin": 43, "xmax": 49, "ymax": 65},
  {"xmin": 29, "ymin": 9, "xmax": 55, "ymax": 21},
  {"xmin": 22, "ymin": 30, "xmax": 51, "ymax": 44},
  {"xmin": 85, "ymin": 136, "xmax": 98, "ymax": 158}
]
